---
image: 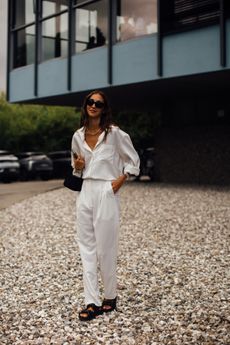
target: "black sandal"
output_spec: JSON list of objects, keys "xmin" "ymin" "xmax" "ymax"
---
[
  {"xmin": 79, "ymin": 303, "xmax": 103, "ymax": 321},
  {"xmin": 102, "ymin": 297, "xmax": 117, "ymax": 313}
]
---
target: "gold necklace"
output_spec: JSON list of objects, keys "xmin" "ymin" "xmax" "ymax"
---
[{"xmin": 86, "ymin": 128, "xmax": 101, "ymax": 136}]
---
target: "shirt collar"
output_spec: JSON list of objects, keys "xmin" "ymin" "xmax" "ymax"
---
[{"xmin": 77, "ymin": 126, "xmax": 106, "ymax": 151}]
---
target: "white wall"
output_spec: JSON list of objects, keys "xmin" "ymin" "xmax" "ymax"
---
[{"xmin": 0, "ymin": 0, "xmax": 8, "ymax": 92}]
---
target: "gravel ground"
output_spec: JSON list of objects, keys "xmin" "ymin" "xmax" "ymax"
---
[{"xmin": 0, "ymin": 182, "xmax": 230, "ymax": 345}]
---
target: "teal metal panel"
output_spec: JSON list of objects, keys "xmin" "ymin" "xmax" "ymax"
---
[
  {"xmin": 8, "ymin": 20, "xmax": 230, "ymax": 103},
  {"xmin": 113, "ymin": 35, "xmax": 158, "ymax": 85},
  {"xmin": 38, "ymin": 58, "xmax": 68, "ymax": 97},
  {"xmin": 163, "ymin": 25, "xmax": 220, "ymax": 77},
  {"xmin": 9, "ymin": 65, "xmax": 34, "ymax": 102},
  {"xmin": 72, "ymin": 47, "xmax": 108, "ymax": 92}
]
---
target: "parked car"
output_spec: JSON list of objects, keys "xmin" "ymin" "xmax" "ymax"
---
[
  {"xmin": 48, "ymin": 150, "xmax": 72, "ymax": 178},
  {"xmin": 16, "ymin": 152, "xmax": 53, "ymax": 181},
  {"xmin": 0, "ymin": 150, "xmax": 20, "ymax": 182}
]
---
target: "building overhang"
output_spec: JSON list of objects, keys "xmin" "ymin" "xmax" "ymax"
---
[{"xmin": 14, "ymin": 69, "xmax": 230, "ymax": 111}]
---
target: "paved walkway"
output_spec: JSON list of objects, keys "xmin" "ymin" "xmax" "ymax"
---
[{"xmin": 0, "ymin": 180, "xmax": 63, "ymax": 210}]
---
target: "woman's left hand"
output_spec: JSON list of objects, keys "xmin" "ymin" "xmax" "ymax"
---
[{"xmin": 111, "ymin": 175, "xmax": 127, "ymax": 194}]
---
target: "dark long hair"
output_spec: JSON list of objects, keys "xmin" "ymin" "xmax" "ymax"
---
[{"xmin": 80, "ymin": 90, "xmax": 113, "ymax": 140}]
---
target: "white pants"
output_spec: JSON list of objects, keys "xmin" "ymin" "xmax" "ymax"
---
[{"xmin": 76, "ymin": 179, "xmax": 120, "ymax": 306}]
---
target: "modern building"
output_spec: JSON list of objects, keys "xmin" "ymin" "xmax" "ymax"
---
[{"xmin": 6, "ymin": 0, "xmax": 230, "ymax": 184}]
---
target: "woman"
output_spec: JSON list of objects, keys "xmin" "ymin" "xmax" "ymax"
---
[{"xmin": 71, "ymin": 90, "xmax": 140, "ymax": 321}]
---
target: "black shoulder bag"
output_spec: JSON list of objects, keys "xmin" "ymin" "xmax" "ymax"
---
[{"xmin": 63, "ymin": 172, "xmax": 83, "ymax": 191}]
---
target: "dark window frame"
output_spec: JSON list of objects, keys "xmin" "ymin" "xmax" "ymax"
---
[
  {"xmin": 12, "ymin": 25, "xmax": 36, "ymax": 69},
  {"xmin": 40, "ymin": 12, "xmax": 69, "ymax": 62},
  {"xmin": 41, "ymin": 0, "xmax": 68, "ymax": 19},
  {"xmin": 40, "ymin": 1, "xmax": 69, "ymax": 62},
  {"xmin": 11, "ymin": 0, "xmax": 36, "ymax": 29},
  {"xmin": 73, "ymin": 0, "xmax": 109, "ymax": 54},
  {"xmin": 72, "ymin": 0, "xmax": 101, "ymax": 10},
  {"xmin": 10, "ymin": 0, "xmax": 69, "ymax": 68},
  {"xmin": 11, "ymin": 0, "xmax": 37, "ymax": 69},
  {"xmin": 160, "ymin": 0, "xmax": 230, "ymax": 35},
  {"xmin": 9, "ymin": 0, "xmax": 112, "ymax": 92},
  {"xmin": 10, "ymin": 1, "xmax": 108, "ymax": 69}
]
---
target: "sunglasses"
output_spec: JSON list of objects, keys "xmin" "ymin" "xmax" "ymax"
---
[{"xmin": 86, "ymin": 98, "xmax": 104, "ymax": 109}]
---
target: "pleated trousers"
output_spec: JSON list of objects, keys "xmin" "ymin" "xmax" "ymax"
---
[{"xmin": 76, "ymin": 179, "xmax": 120, "ymax": 306}]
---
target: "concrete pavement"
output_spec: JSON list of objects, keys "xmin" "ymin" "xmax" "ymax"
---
[{"xmin": 0, "ymin": 179, "xmax": 64, "ymax": 210}]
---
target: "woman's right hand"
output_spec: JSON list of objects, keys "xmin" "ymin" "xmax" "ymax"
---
[{"xmin": 74, "ymin": 154, "xmax": 85, "ymax": 171}]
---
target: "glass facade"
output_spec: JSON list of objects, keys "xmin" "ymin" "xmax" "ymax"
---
[
  {"xmin": 41, "ymin": 0, "xmax": 68, "ymax": 61},
  {"xmin": 13, "ymin": 26, "xmax": 35, "ymax": 68},
  {"xmin": 117, "ymin": 0, "xmax": 157, "ymax": 42},
  {"xmin": 12, "ymin": 0, "xmax": 36, "ymax": 68},
  {"xmin": 13, "ymin": 0, "xmax": 35, "ymax": 27},
  {"xmin": 160, "ymin": 0, "xmax": 223, "ymax": 34},
  {"xmin": 11, "ymin": 0, "xmax": 158, "ymax": 69},
  {"xmin": 75, "ymin": 0, "xmax": 108, "ymax": 53},
  {"xmin": 42, "ymin": 0, "xmax": 68, "ymax": 17},
  {"xmin": 42, "ymin": 13, "xmax": 68, "ymax": 61}
]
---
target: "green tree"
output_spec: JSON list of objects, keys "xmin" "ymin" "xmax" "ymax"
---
[
  {"xmin": 0, "ymin": 93, "xmax": 80, "ymax": 153},
  {"xmin": 114, "ymin": 110, "xmax": 161, "ymax": 148}
]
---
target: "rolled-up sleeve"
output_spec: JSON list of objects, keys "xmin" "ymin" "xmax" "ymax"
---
[{"xmin": 116, "ymin": 129, "xmax": 140, "ymax": 176}]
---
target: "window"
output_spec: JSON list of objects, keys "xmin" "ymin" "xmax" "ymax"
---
[
  {"xmin": 41, "ymin": 13, "xmax": 68, "ymax": 61},
  {"xmin": 174, "ymin": 0, "xmax": 219, "ymax": 28},
  {"xmin": 117, "ymin": 0, "xmax": 157, "ymax": 42},
  {"xmin": 13, "ymin": 26, "xmax": 35, "ymax": 68},
  {"xmin": 12, "ymin": 0, "xmax": 36, "ymax": 68},
  {"xmin": 41, "ymin": 0, "xmax": 68, "ymax": 61},
  {"xmin": 74, "ymin": 0, "xmax": 108, "ymax": 53},
  {"xmin": 42, "ymin": 0, "xmax": 68, "ymax": 17},
  {"xmin": 160, "ymin": 0, "xmax": 222, "ymax": 34},
  {"xmin": 13, "ymin": 0, "xmax": 35, "ymax": 27}
]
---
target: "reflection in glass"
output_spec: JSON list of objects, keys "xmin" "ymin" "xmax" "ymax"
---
[
  {"xmin": 13, "ymin": 0, "xmax": 35, "ymax": 27},
  {"xmin": 42, "ymin": 0, "xmax": 68, "ymax": 17},
  {"xmin": 42, "ymin": 13, "xmax": 68, "ymax": 61},
  {"xmin": 73, "ymin": 0, "xmax": 86, "ymax": 4},
  {"xmin": 13, "ymin": 26, "xmax": 35, "ymax": 68},
  {"xmin": 75, "ymin": 0, "xmax": 107, "ymax": 53},
  {"xmin": 117, "ymin": 0, "xmax": 157, "ymax": 42}
]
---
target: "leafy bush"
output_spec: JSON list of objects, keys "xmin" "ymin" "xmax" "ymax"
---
[
  {"xmin": 114, "ymin": 110, "xmax": 161, "ymax": 148},
  {"xmin": 0, "ymin": 93, "xmax": 80, "ymax": 153}
]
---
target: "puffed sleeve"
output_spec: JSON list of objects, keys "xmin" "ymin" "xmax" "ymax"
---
[
  {"xmin": 71, "ymin": 132, "xmax": 82, "ymax": 177},
  {"xmin": 116, "ymin": 128, "xmax": 140, "ymax": 176}
]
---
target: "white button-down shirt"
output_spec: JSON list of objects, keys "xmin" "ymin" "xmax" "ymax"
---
[{"xmin": 71, "ymin": 126, "xmax": 140, "ymax": 180}]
